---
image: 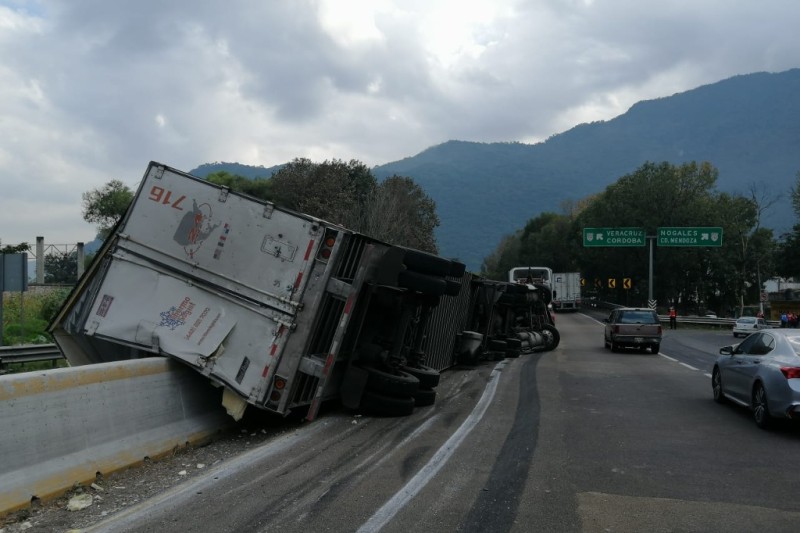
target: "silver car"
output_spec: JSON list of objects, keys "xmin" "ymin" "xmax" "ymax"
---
[
  {"xmin": 712, "ymin": 329, "xmax": 800, "ymax": 428},
  {"xmin": 732, "ymin": 316, "xmax": 769, "ymax": 338}
]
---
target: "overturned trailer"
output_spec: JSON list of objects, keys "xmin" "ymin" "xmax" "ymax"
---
[{"xmin": 49, "ymin": 162, "xmax": 559, "ymax": 421}]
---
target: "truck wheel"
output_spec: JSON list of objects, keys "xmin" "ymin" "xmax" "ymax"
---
[
  {"xmin": 449, "ymin": 261, "xmax": 467, "ymax": 278},
  {"xmin": 444, "ymin": 279, "xmax": 461, "ymax": 296},
  {"xmin": 413, "ymin": 388, "xmax": 436, "ymax": 407},
  {"xmin": 543, "ymin": 325, "xmax": 560, "ymax": 351},
  {"xmin": 458, "ymin": 350, "xmax": 480, "ymax": 366},
  {"xmin": 402, "ymin": 364, "xmax": 440, "ymax": 388},
  {"xmin": 360, "ymin": 390, "xmax": 415, "ymax": 417},
  {"xmin": 398, "ymin": 270, "xmax": 447, "ymax": 296},
  {"xmin": 505, "ymin": 337, "xmax": 522, "ymax": 358},
  {"xmin": 363, "ymin": 366, "xmax": 420, "ymax": 396},
  {"xmin": 401, "ymin": 248, "xmax": 452, "ymax": 277}
]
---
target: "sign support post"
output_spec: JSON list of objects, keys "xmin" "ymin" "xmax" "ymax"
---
[{"xmin": 647, "ymin": 236, "xmax": 655, "ymax": 308}]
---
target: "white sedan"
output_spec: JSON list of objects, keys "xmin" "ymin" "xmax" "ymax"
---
[{"xmin": 732, "ymin": 316, "xmax": 769, "ymax": 338}]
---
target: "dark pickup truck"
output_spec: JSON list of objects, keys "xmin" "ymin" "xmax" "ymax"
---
[{"xmin": 603, "ymin": 307, "xmax": 662, "ymax": 353}]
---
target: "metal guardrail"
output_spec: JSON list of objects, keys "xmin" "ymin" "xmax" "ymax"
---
[
  {"xmin": 582, "ymin": 300, "xmax": 780, "ymax": 328},
  {"xmin": 0, "ymin": 344, "xmax": 63, "ymax": 370}
]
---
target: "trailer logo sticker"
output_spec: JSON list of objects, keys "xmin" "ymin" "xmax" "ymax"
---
[
  {"xmin": 173, "ymin": 199, "xmax": 221, "ymax": 258},
  {"xmin": 96, "ymin": 294, "xmax": 114, "ymax": 317},
  {"xmin": 158, "ymin": 296, "xmax": 195, "ymax": 330}
]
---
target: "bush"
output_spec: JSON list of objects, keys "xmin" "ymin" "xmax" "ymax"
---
[{"xmin": 1, "ymin": 289, "xmax": 69, "ymax": 345}]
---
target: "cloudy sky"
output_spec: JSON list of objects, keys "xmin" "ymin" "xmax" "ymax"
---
[{"xmin": 1, "ymin": 0, "xmax": 799, "ymax": 247}]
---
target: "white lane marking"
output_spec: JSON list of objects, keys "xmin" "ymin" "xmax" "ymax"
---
[
  {"xmin": 679, "ymin": 362, "xmax": 700, "ymax": 371},
  {"xmin": 357, "ymin": 360, "xmax": 507, "ymax": 533}
]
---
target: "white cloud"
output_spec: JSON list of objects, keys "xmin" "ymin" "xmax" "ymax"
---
[{"xmin": 1, "ymin": 0, "xmax": 799, "ymax": 247}]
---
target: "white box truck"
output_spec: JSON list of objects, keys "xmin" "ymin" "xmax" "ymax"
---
[
  {"xmin": 50, "ymin": 162, "xmax": 467, "ymax": 421},
  {"xmin": 551, "ymin": 272, "xmax": 581, "ymax": 312}
]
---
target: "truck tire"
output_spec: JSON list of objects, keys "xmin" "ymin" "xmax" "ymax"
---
[
  {"xmin": 444, "ymin": 279, "xmax": 461, "ymax": 296},
  {"xmin": 363, "ymin": 366, "xmax": 420, "ymax": 396},
  {"xmin": 505, "ymin": 337, "xmax": 522, "ymax": 358},
  {"xmin": 488, "ymin": 339, "xmax": 507, "ymax": 360},
  {"xmin": 543, "ymin": 324, "xmax": 560, "ymax": 351},
  {"xmin": 360, "ymin": 390, "xmax": 415, "ymax": 417},
  {"xmin": 398, "ymin": 270, "xmax": 447, "ymax": 296},
  {"xmin": 402, "ymin": 364, "xmax": 440, "ymax": 388},
  {"xmin": 449, "ymin": 260, "xmax": 467, "ymax": 278},
  {"xmin": 412, "ymin": 388, "xmax": 436, "ymax": 407},
  {"xmin": 498, "ymin": 293, "xmax": 528, "ymax": 305},
  {"xmin": 401, "ymin": 248, "xmax": 452, "ymax": 277}
]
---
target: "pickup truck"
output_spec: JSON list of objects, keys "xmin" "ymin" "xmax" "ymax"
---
[{"xmin": 603, "ymin": 307, "xmax": 662, "ymax": 353}]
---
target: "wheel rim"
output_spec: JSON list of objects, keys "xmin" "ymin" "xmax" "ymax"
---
[
  {"xmin": 542, "ymin": 330, "xmax": 555, "ymax": 349},
  {"xmin": 753, "ymin": 385, "xmax": 767, "ymax": 423},
  {"xmin": 712, "ymin": 370, "xmax": 722, "ymax": 399}
]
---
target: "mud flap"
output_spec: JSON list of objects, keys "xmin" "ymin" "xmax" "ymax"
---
[{"xmin": 340, "ymin": 365, "xmax": 369, "ymax": 409}]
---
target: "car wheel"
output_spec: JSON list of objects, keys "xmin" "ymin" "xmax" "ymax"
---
[
  {"xmin": 610, "ymin": 341, "xmax": 619, "ymax": 352},
  {"xmin": 733, "ymin": 332, "xmax": 739, "ymax": 338},
  {"xmin": 712, "ymin": 367, "xmax": 726, "ymax": 404},
  {"xmin": 752, "ymin": 382, "xmax": 773, "ymax": 429},
  {"xmin": 651, "ymin": 343, "xmax": 660, "ymax": 354}
]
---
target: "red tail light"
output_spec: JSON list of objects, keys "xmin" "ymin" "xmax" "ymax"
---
[
  {"xmin": 780, "ymin": 367, "xmax": 800, "ymax": 379},
  {"xmin": 316, "ymin": 230, "xmax": 337, "ymax": 262}
]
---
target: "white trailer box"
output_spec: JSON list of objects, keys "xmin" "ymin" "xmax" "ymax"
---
[
  {"xmin": 552, "ymin": 272, "xmax": 581, "ymax": 311},
  {"xmin": 52, "ymin": 162, "xmax": 454, "ymax": 421}
]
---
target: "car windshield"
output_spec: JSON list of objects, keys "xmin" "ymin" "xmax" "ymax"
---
[
  {"xmin": 618, "ymin": 311, "xmax": 658, "ymax": 324},
  {"xmin": 737, "ymin": 317, "xmax": 756, "ymax": 324}
]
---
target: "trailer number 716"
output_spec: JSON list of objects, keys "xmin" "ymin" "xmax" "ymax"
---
[{"xmin": 148, "ymin": 186, "xmax": 186, "ymax": 210}]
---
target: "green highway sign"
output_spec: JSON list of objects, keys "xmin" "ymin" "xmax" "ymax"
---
[
  {"xmin": 583, "ymin": 227, "xmax": 646, "ymax": 247},
  {"xmin": 657, "ymin": 227, "xmax": 723, "ymax": 247}
]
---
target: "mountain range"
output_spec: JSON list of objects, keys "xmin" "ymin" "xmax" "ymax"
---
[{"xmin": 191, "ymin": 68, "xmax": 800, "ymax": 271}]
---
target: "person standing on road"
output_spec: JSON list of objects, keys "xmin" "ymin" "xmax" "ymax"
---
[{"xmin": 669, "ymin": 307, "xmax": 677, "ymax": 330}]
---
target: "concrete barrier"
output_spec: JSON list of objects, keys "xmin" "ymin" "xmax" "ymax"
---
[{"xmin": 0, "ymin": 358, "xmax": 232, "ymax": 514}]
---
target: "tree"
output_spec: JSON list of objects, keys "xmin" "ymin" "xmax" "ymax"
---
[
  {"xmin": 775, "ymin": 171, "xmax": 800, "ymax": 279},
  {"xmin": 270, "ymin": 158, "xmax": 377, "ymax": 230},
  {"xmin": 480, "ymin": 232, "xmax": 522, "ymax": 280},
  {"xmin": 44, "ymin": 251, "xmax": 78, "ymax": 284},
  {"xmin": 206, "ymin": 171, "xmax": 273, "ymax": 201},
  {"xmin": 82, "ymin": 180, "xmax": 134, "ymax": 239},
  {"xmin": 0, "ymin": 242, "xmax": 29, "ymax": 254},
  {"xmin": 362, "ymin": 176, "xmax": 440, "ymax": 253}
]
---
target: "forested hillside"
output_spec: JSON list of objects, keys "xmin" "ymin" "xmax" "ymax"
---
[{"xmin": 193, "ymin": 69, "xmax": 800, "ymax": 271}]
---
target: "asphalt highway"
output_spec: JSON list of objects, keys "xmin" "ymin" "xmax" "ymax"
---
[{"xmin": 84, "ymin": 313, "xmax": 800, "ymax": 533}]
